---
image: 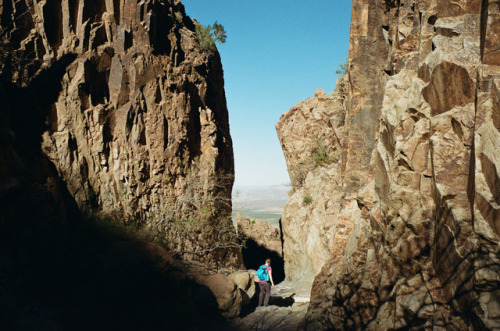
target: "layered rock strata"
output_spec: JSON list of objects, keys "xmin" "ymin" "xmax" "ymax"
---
[
  {"xmin": 0, "ymin": 0, "xmax": 239, "ymax": 267},
  {"xmin": 277, "ymin": 0, "xmax": 500, "ymax": 329}
]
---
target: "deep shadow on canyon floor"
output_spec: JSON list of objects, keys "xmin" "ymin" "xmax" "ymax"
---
[{"xmin": 0, "ymin": 58, "xmax": 224, "ymax": 330}]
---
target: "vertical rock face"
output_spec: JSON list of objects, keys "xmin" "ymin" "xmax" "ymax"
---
[
  {"xmin": 277, "ymin": 0, "xmax": 500, "ymax": 329},
  {"xmin": 0, "ymin": 0, "xmax": 239, "ymax": 267},
  {"xmin": 276, "ymin": 86, "xmax": 348, "ymax": 281}
]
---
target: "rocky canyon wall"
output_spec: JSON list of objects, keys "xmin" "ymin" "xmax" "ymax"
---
[
  {"xmin": 277, "ymin": 0, "xmax": 500, "ymax": 329},
  {"xmin": 276, "ymin": 85, "xmax": 349, "ymax": 281},
  {"xmin": 0, "ymin": 0, "xmax": 239, "ymax": 267}
]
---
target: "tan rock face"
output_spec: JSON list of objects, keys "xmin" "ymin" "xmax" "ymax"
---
[
  {"xmin": 276, "ymin": 87, "xmax": 345, "ymax": 188},
  {"xmin": 0, "ymin": 0, "xmax": 240, "ymax": 268},
  {"xmin": 422, "ymin": 61, "xmax": 475, "ymax": 116},
  {"xmin": 277, "ymin": 0, "xmax": 500, "ymax": 329},
  {"xmin": 276, "ymin": 83, "xmax": 347, "ymax": 281},
  {"xmin": 198, "ymin": 273, "xmax": 243, "ymax": 318}
]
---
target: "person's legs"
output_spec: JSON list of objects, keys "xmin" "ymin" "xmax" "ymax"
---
[
  {"xmin": 263, "ymin": 282, "xmax": 271, "ymax": 306},
  {"xmin": 258, "ymin": 282, "xmax": 265, "ymax": 306}
]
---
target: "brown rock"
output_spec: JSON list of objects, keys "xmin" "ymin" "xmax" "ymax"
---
[
  {"xmin": 277, "ymin": 0, "xmax": 500, "ymax": 329},
  {"xmin": 228, "ymin": 270, "xmax": 257, "ymax": 306},
  {"xmin": 198, "ymin": 273, "xmax": 243, "ymax": 318},
  {"xmin": 0, "ymin": 0, "xmax": 240, "ymax": 269},
  {"xmin": 276, "ymin": 85, "xmax": 346, "ymax": 188},
  {"xmin": 483, "ymin": 1, "xmax": 500, "ymax": 65},
  {"xmin": 275, "ymin": 80, "xmax": 347, "ymax": 281},
  {"xmin": 422, "ymin": 61, "xmax": 475, "ymax": 116},
  {"xmin": 237, "ymin": 213, "xmax": 282, "ymax": 257}
]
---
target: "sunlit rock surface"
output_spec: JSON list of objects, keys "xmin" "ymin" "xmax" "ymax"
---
[
  {"xmin": 278, "ymin": 0, "xmax": 500, "ymax": 329},
  {"xmin": 276, "ymin": 84, "xmax": 348, "ymax": 282},
  {"xmin": 237, "ymin": 213, "xmax": 282, "ymax": 257}
]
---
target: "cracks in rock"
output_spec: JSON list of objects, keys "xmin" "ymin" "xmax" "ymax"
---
[
  {"xmin": 43, "ymin": 0, "xmax": 64, "ymax": 54},
  {"xmin": 397, "ymin": 156, "xmax": 414, "ymax": 172},
  {"xmin": 0, "ymin": 4, "xmax": 33, "ymax": 40},
  {"xmin": 398, "ymin": 213, "xmax": 419, "ymax": 236},
  {"xmin": 438, "ymin": 249, "xmax": 475, "ymax": 296},
  {"xmin": 479, "ymin": 0, "xmax": 488, "ymax": 63},
  {"xmin": 468, "ymin": 70, "xmax": 480, "ymax": 233},
  {"xmin": 427, "ymin": 15, "xmax": 437, "ymax": 26},
  {"xmin": 444, "ymin": 222, "xmax": 466, "ymax": 257},
  {"xmin": 408, "ymin": 108, "xmax": 428, "ymax": 121}
]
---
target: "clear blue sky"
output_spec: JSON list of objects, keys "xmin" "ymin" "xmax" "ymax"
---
[{"xmin": 182, "ymin": 0, "xmax": 352, "ymax": 187}]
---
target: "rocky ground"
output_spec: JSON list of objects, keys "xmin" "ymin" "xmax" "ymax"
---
[
  {"xmin": 177, "ymin": 255, "xmax": 313, "ymax": 330},
  {"xmin": 229, "ymin": 303, "xmax": 308, "ymax": 331},
  {"xmin": 227, "ymin": 280, "xmax": 312, "ymax": 331}
]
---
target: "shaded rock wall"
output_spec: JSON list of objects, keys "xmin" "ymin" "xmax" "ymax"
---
[
  {"xmin": 0, "ymin": 0, "xmax": 239, "ymax": 268},
  {"xmin": 277, "ymin": 0, "xmax": 500, "ymax": 329},
  {"xmin": 237, "ymin": 213, "xmax": 282, "ymax": 257},
  {"xmin": 237, "ymin": 213, "xmax": 285, "ymax": 283}
]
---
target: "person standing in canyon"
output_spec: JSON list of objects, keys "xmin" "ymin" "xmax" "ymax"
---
[{"xmin": 258, "ymin": 258, "xmax": 275, "ymax": 306}]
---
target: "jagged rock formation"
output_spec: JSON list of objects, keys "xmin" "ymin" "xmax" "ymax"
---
[
  {"xmin": 276, "ymin": 86, "xmax": 348, "ymax": 281},
  {"xmin": 277, "ymin": 0, "xmax": 500, "ymax": 329},
  {"xmin": 0, "ymin": 0, "xmax": 240, "ymax": 268}
]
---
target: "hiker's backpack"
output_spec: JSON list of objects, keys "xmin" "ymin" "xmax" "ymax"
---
[{"xmin": 256, "ymin": 265, "xmax": 269, "ymax": 281}]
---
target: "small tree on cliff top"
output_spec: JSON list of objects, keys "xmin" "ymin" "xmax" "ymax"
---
[
  {"xmin": 336, "ymin": 59, "xmax": 349, "ymax": 75},
  {"xmin": 195, "ymin": 20, "xmax": 227, "ymax": 53}
]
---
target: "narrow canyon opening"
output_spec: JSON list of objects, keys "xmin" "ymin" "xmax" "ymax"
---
[{"xmin": 2, "ymin": 0, "xmax": 499, "ymax": 330}]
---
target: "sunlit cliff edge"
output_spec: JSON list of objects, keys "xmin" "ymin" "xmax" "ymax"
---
[{"xmin": 277, "ymin": 0, "xmax": 500, "ymax": 329}]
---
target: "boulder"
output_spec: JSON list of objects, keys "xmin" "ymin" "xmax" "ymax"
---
[
  {"xmin": 198, "ymin": 274, "xmax": 243, "ymax": 318},
  {"xmin": 228, "ymin": 270, "xmax": 257, "ymax": 306}
]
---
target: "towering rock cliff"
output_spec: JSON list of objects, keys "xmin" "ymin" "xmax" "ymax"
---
[
  {"xmin": 277, "ymin": 0, "xmax": 500, "ymax": 329},
  {"xmin": 276, "ymin": 85, "xmax": 348, "ymax": 281},
  {"xmin": 0, "ymin": 0, "xmax": 239, "ymax": 268}
]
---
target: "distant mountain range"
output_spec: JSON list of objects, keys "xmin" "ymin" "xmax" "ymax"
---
[
  {"xmin": 233, "ymin": 184, "xmax": 290, "ymax": 202},
  {"xmin": 232, "ymin": 185, "xmax": 290, "ymax": 227}
]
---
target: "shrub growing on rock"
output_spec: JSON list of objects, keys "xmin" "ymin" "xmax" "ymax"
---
[{"xmin": 195, "ymin": 21, "xmax": 226, "ymax": 53}]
